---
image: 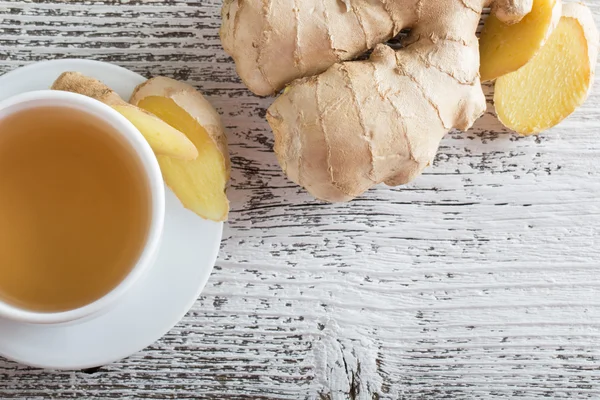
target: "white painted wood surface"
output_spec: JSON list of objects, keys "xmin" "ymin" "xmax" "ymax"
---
[{"xmin": 1, "ymin": 1, "xmax": 600, "ymax": 398}]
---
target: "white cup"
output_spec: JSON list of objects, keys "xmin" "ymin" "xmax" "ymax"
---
[{"xmin": 0, "ymin": 90, "xmax": 165, "ymax": 325}]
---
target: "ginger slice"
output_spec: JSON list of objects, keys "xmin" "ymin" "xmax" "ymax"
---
[
  {"xmin": 494, "ymin": 3, "xmax": 599, "ymax": 135},
  {"xmin": 51, "ymin": 72, "xmax": 198, "ymax": 161},
  {"xmin": 480, "ymin": 0, "xmax": 562, "ymax": 82},
  {"xmin": 130, "ymin": 77, "xmax": 230, "ymax": 222}
]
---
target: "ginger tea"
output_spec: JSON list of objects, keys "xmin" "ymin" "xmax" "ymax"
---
[{"xmin": 0, "ymin": 106, "xmax": 151, "ymax": 312}]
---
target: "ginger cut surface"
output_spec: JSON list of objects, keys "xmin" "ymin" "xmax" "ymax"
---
[
  {"xmin": 494, "ymin": 3, "xmax": 599, "ymax": 135},
  {"xmin": 480, "ymin": 0, "xmax": 562, "ymax": 82},
  {"xmin": 131, "ymin": 77, "xmax": 230, "ymax": 222}
]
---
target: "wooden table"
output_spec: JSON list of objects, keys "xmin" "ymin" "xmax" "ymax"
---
[{"xmin": 1, "ymin": 1, "xmax": 600, "ymax": 399}]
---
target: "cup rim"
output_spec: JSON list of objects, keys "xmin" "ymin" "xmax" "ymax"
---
[{"xmin": 0, "ymin": 90, "xmax": 165, "ymax": 324}]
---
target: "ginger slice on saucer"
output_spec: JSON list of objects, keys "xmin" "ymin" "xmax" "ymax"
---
[
  {"xmin": 52, "ymin": 72, "xmax": 198, "ymax": 161},
  {"xmin": 130, "ymin": 77, "xmax": 230, "ymax": 222}
]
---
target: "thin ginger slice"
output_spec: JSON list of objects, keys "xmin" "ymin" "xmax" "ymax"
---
[
  {"xmin": 494, "ymin": 3, "xmax": 599, "ymax": 135},
  {"xmin": 130, "ymin": 77, "xmax": 230, "ymax": 222},
  {"xmin": 110, "ymin": 105, "xmax": 198, "ymax": 161},
  {"xmin": 51, "ymin": 72, "xmax": 198, "ymax": 161},
  {"xmin": 480, "ymin": 0, "xmax": 561, "ymax": 82}
]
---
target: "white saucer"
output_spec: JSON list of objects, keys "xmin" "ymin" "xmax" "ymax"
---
[{"xmin": 0, "ymin": 59, "xmax": 223, "ymax": 370}]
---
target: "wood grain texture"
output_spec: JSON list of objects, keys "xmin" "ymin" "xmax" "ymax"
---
[{"xmin": 1, "ymin": 1, "xmax": 600, "ymax": 399}]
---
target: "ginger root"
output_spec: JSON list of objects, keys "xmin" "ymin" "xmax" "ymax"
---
[
  {"xmin": 221, "ymin": 0, "xmax": 598, "ymax": 202},
  {"xmin": 226, "ymin": 0, "xmax": 532, "ymax": 202},
  {"xmin": 221, "ymin": 0, "xmax": 404, "ymax": 96},
  {"xmin": 221, "ymin": 0, "xmax": 533, "ymax": 97},
  {"xmin": 130, "ymin": 77, "xmax": 230, "ymax": 222},
  {"xmin": 480, "ymin": 0, "xmax": 562, "ymax": 82},
  {"xmin": 494, "ymin": 3, "xmax": 599, "ymax": 135},
  {"xmin": 51, "ymin": 72, "xmax": 198, "ymax": 161}
]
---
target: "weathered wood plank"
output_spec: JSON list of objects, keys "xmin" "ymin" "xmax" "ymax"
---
[{"xmin": 1, "ymin": 1, "xmax": 600, "ymax": 399}]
